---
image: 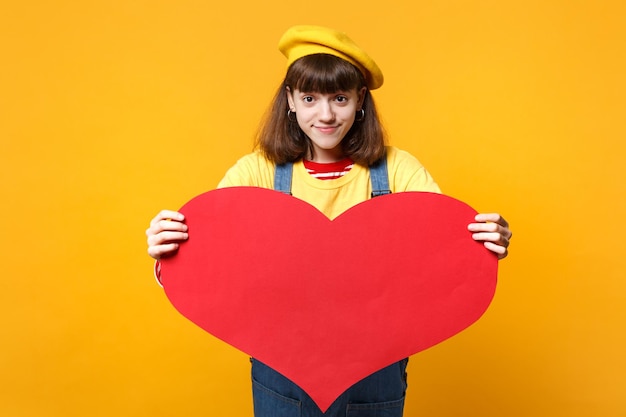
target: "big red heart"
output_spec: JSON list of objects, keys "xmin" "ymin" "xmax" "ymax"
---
[{"xmin": 161, "ymin": 187, "xmax": 497, "ymax": 412}]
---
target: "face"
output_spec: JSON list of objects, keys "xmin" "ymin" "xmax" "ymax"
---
[{"xmin": 287, "ymin": 87, "xmax": 366, "ymax": 163}]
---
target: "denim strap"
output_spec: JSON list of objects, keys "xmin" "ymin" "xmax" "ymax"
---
[
  {"xmin": 369, "ymin": 156, "xmax": 391, "ymax": 198},
  {"xmin": 274, "ymin": 163, "xmax": 293, "ymax": 195},
  {"xmin": 274, "ymin": 157, "xmax": 390, "ymax": 197}
]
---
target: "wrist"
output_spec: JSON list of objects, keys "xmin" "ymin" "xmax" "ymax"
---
[{"xmin": 154, "ymin": 260, "xmax": 163, "ymax": 287}]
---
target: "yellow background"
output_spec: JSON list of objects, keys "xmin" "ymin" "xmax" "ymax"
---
[{"xmin": 1, "ymin": 1, "xmax": 624, "ymax": 416}]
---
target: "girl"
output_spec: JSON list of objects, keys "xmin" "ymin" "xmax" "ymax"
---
[{"xmin": 146, "ymin": 25, "xmax": 512, "ymax": 417}]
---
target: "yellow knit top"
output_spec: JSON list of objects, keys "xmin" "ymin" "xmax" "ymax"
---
[{"xmin": 218, "ymin": 146, "xmax": 440, "ymax": 220}]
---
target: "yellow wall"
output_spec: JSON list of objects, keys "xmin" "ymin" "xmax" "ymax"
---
[{"xmin": 1, "ymin": 1, "xmax": 624, "ymax": 416}]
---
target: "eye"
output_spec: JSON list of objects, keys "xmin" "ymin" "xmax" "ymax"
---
[
  {"xmin": 335, "ymin": 95, "xmax": 349, "ymax": 103},
  {"xmin": 303, "ymin": 96, "xmax": 314, "ymax": 103}
]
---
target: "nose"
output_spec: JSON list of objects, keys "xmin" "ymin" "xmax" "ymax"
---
[{"xmin": 318, "ymin": 101, "xmax": 335, "ymax": 122}]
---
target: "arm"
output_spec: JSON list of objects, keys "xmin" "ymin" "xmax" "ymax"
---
[
  {"xmin": 386, "ymin": 148, "xmax": 512, "ymax": 260},
  {"xmin": 145, "ymin": 153, "xmax": 270, "ymax": 285}
]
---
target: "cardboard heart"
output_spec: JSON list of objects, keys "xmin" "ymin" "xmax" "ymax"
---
[{"xmin": 160, "ymin": 187, "xmax": 497, "ymax": 412}]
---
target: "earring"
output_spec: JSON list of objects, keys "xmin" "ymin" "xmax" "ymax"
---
[
  {"xmin": 355, "ymin": 109, "xmax": 365, "ymax": 122},
  {"xmin": 287, "ymin": 109, "xmax": 297, "ymax": 122}
]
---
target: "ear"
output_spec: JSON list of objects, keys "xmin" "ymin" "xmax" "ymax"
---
[
  {"xmin": 285, "ymin": 86, "xmax": 295, "ymax": 110},
  {"xmin": 357, "ymin": 87, "xmax": 367, "ymax": 109}
]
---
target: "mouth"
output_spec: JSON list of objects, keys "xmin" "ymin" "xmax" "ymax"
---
[{"xmin": 315, "ymin": 126, "xmax": 339, "ymax": 134}]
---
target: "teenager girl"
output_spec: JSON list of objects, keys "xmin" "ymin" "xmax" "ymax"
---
[{"xmin": 146, "ymin": 25, "xmax": 512, "ymax": 417}]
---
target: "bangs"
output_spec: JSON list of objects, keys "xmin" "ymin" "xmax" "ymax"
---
[{"xmin": 286, "ymin": 54, "xmax": 365, "ymax": 93}]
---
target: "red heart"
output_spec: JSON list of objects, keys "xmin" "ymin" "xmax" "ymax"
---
[{"xmin": 161, "ymin": 187, "xmax": 497, "ymax": 412}]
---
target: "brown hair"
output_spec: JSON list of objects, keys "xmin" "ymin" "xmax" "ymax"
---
[{"xmin": 255, "ymin": 54, "xmax": 387, "ymax": 165}]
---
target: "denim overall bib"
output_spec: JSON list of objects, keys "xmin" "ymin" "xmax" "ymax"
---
[{"xmin": 250, "ymin": 158, "xmax": 408, "ymax": 417}]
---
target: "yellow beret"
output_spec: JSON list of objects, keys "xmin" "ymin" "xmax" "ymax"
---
[{"xmin": 278, "ymin": 25, "xmax": 384, "ymax": 90}]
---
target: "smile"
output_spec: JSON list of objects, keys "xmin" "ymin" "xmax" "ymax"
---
[{"xmin": 315, "ymin": 126, "xmax": 339, "ymax": 134}]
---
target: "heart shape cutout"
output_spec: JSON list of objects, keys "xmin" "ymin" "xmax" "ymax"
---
[{"xmin": 161, "ymin": 187, "xmax": 497, "ymax": 412}]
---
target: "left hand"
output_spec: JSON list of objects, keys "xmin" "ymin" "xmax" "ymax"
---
[{"xmin": 467, "ymin": 213, "xmax": 512, "ymax": 260}]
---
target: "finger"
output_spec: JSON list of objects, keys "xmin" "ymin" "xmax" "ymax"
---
[
  {"xmin": 149, "ymin": 210, "xmax": 185, "ymax": 227},
  {"xmin": 469, "ymin": 215, "xmax": 512, "ymax": 240},
  {"xmin": 471, "ymin": 231, "xmax": 510, "ymax": 248},
  {"xmin": 467, "ymin": 221, "xmax": 501, "ymax": 233},
  {"xmin": 147, "ymin": 231, "xmax": 188, "ymax": 247},
  {"xmin": 483, "ymin": 241, "xmax": 509, "ymax": 260},
  {"xmin": 474, "ymin": 213, "xmax": 509, "ymax": 229},
  {"xmin": 146, "ymin": 219, "xmax": 188, "ymax": 237},
  {"xmin": 147, "ymin": 243, "xmax": 181, "ymax": 260},
  {"xmin": 468, "ymin": 223, "xmax": 512, "ymax": 241}
]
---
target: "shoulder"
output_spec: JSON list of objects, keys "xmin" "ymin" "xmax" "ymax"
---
[
  {"xmin": 217, "ymin": 151, "xmax": 276, "ymax": 188},
  {"xmin": 385, "ymin": 146, "xmax": 426, "ymax": 172},
  {"xmin": 385, "ymin": 146, "xmax": 441, "ymax": 193},
  {"xmin": 232, "ymin": 151, "xmax": 274, "ymax": 170}
]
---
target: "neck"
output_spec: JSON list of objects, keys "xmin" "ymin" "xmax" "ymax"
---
[{"xmin": 307, "ymin": 149, "xmax": 346, "ymax": 163}]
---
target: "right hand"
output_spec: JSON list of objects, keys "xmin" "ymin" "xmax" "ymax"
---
[{"xmin": 146, "ymin": 210, "xmax": 188, "ymax": 260}]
